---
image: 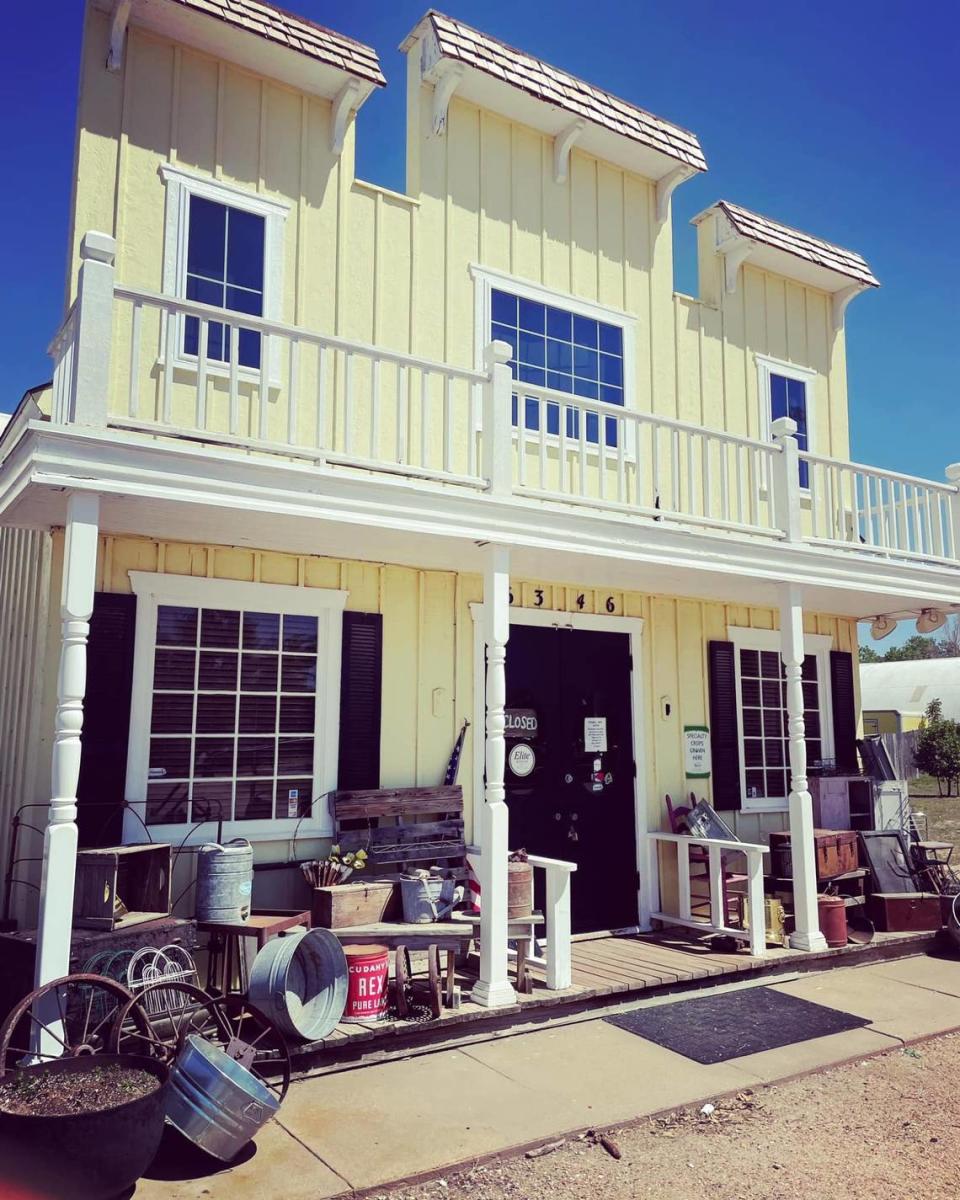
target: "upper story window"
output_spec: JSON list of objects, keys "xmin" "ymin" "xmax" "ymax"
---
[
  {"xmin": 757, "ymin": 355, "xmax": 816, "ymax": 489},
  {"xmin": 159, "ymin": 165, "xmax": 290, "ymax": 379},
  {"xmin": 473, "ymin": 267, "xmax": 633, "ymax": 449},
  {"xmin": 184, "ymin": 196, "xmax": 265, "ymax": 370},
  {"xmin": 124, "ymin": 572, "xmax": 345, "ymax": 844}
]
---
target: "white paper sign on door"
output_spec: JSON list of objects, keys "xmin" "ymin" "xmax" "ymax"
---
[
  {"xmin": 584, "ymin": 717, "xmax": 607, "ymax": 753},
  {"xmin": 684, "ymin": 726, "xmax": 711, "ymax": 778}
]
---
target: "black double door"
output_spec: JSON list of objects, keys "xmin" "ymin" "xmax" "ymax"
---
[{"xmin": 504, "ymin": 625, "xmax": 638, "ymax": 934}]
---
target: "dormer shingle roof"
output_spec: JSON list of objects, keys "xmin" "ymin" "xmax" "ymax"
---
[
  {"xmin": 169, "ymin": 0, "xmax": 386, "ymax": 87},
  {"xmin": 716, "ymin": 201, "xmax": 879, "ymax": 289},
  {"xmin": 406, "ymin": 11, "xmax": 706, "ymax": 173}
]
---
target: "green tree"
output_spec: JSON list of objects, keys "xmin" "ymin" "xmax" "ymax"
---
[
  {"xmin": 859, "ymin": 645, "xmax": 880, "ymax": 664},
  {"xmin": 881, "ymin": 634, "xmax": 944, "ymax": 662},
  {"xmin": 914, "ymin": 699, "xmax": 960, "ymax": 797}
]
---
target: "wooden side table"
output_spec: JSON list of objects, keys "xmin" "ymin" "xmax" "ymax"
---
[{"xmin": 199, "ymin": 909, "xmax": 310, "ymax": 996}]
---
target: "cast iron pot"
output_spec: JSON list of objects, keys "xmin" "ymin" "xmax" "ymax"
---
[{"xmin": 0, "ymin": 1054, "xmax": 169, "ymax": 1200}]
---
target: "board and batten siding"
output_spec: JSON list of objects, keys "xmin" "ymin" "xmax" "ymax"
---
[
  {"xmin": 67, "ymin": 9, "xmax": 851, "ymax": 464},
  {"xmin": 0, "ymin": 528, "xmax": 53, "ymax": 924}
]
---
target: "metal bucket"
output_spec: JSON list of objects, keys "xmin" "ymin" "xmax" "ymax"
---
[
  {"xmin": 166, "ymin": 1034, "xmax": 279, "ymax": 1162},
  {"xmin": 196, "ymin": 839, "xmax": 253, "ymax": 922},
  {"xmin": 399, "ymin": 874, "xmax": 456, "ymax": 922},
  {"xmin": 248, "ymin": 928, "xmax": 348, "ymax": 1042},
  {"xmin": 507, "ymin": 860, "xmax": 533, "ymax": 919}
]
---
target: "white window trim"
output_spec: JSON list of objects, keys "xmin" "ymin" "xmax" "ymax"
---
[
  {"xmin": 727, "ymin": 626, "xmax": 834, "ymax": 814},
  {"xmin": 469, "ymin": 263, "xmax": 639, "ymax": 459},
  {"xmin": 755, "ymin": 353, "xmax": 817, "ymax": 494},
  {"xmin": 123, "ymin": 571, "xmax": 347, "ymax": 846},
  {"xmin": 159, "ymin": 164, "xmax": 290, "ymax": 386}
]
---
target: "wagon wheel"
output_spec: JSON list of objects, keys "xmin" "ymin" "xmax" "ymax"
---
[
  {"xmin": 110, "ymin": 980, "xmax": 291, "ymax": 1102},
  {"xmin": 426, "ymin": 944, "xmax": 442, "ymax": 1020},
  {"xmin": 0, "ymin": 973, "xmax": 153, "ymax": 1075},
  {"xmin": 394, "ymin": 945, "xmax": 411, "ymax": 1020}
]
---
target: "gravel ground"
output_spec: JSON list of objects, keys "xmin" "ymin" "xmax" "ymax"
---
[{"xmin": 380, "ymin": 1031, "xmax": 960, "ymax": 1200}]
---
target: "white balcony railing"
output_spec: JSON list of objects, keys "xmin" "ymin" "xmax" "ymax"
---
[
  {"xmin": 41, "ymin": 232, "xmax": 960, "ymax": 569},
  {"xmin": 801, "ymin": 450, "xmax": 958, "ymax": 565}
]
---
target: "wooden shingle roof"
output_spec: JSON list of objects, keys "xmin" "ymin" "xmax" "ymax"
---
[
  {"xmin": 168, "ymin": 0, "xmax": 386, "ymax": 87},
  {"xmin": 717, "ymin": 201, "xmax": 879, "ymax": 289},
  {"xmin": 408, "ymin": 10, "xmax": 706, "ymax": 173}
]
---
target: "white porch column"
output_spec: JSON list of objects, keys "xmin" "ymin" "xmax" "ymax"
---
[
  {"xmin": 33, "ymin": 493, "xmax": 100, "ymax": 1021},
  {"xmin": 69, "ymin": 232, "xmax": 116, "ymax": 428},
  {"xmin": 471, "ymin": 543, "xmax": 516, "ymax": 1008},
  {"xmin": 780, "ymin": 582, "xmax": 828, "ymax": 952}
]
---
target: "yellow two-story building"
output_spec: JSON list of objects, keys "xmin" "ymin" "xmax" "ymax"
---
[{"xmin": 1, "ymin": 0, "xmax": 958, "ymax": 1007}]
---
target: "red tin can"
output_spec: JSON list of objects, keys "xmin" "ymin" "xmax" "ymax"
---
[{"xmin": 342, "ymin": 944, "xmax": 389, "ymax": 1022}]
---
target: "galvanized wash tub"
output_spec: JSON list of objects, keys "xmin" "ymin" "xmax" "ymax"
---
[
  {"xmin": 167, "ymin": 1034, "xmax": 279, "ymax": 1161},
  {"xmin": 248, "ymin": 928, "xmax": 348, "ymax": 1042}
]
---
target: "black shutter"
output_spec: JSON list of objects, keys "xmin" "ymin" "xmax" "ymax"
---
[
  {"xmin": 337, "ymin": 612, "xmax": 383, "ymax": 790},
  {"xmin": 830, "ymin": 650, "xmax": 858, "ymax": 772},
  {"xmin": 708, "ymin": 640, "xmax": 741, "ymax": 810},
  {"xmin": 76, "ymin": 592, "xmax": 137, "ymax": 848}
]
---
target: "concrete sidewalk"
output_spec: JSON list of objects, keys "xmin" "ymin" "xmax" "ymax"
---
[{"xmin": 135, "ymin": 951, "xmax": 960, "ymax": 1199}]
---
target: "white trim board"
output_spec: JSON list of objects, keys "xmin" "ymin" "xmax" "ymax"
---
[
  {"xmin": 123, "ymin": 571, "xmax": 347, "ymax": 846},
  {"xmin": 469, "ymin": 602, "xmax": 648, "ymax": 931},
  {"xmin": 726, "ymin": 625, "xmax": 834, "ymax": 815}
]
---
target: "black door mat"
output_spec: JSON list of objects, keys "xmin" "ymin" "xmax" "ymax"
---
[{"xmin": 604, "ymin": 986, "xmax": 868, "ymax": 1064}]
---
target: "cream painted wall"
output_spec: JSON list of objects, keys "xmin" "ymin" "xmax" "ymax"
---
[{"xmin": 66, "ymin": 8, "xmax": 853, "ymax": 464}]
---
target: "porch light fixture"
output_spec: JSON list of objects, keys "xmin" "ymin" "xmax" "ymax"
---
[
  {"xmin": 870, "ymin": 615, "xmax": 897, "ymax": 641},
  {"xmin": 916, "ymin": 608, "xmax": 946, "ymax": 635}
]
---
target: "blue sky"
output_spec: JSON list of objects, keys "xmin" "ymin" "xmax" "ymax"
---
[{"xmin": 2, "ymin": 0, "xmax": 957, "ymax": 500}]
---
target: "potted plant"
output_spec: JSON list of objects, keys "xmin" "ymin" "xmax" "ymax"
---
[{"xmin": 0, "ymin": 1053, "xmax": 170, "ymax": 1199}]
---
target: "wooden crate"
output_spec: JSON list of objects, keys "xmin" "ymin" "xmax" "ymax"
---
[
  {"xmin": 73, "ymin": 844, "xmax": 172, "ymax": 930},
  {"xmin": 311, "ymin": 881, "xmax": 398, "ymax": 929}
]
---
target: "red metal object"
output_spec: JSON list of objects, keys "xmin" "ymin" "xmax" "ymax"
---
[
  {"xmin": 342, "ymin": 944, "xmax": 389, "ymax": 1022},
  {"xmin": 868, "ymin": 893, "xmax": 942, "ymax": 933},
  {"xmin": 817, "ymin": 895, "xmax": 848, "ymax": 947}
]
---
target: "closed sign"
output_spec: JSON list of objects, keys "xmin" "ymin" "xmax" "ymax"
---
[{"xmin": 505, "ymin": 708, "xmax": 539, "ymax": 738}]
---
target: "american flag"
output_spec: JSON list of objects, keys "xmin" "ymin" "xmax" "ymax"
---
[{"xmin": 444, "ymin": 718, "xmax": 470, "ymax": 785}]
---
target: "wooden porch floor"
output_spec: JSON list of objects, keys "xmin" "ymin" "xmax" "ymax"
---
[{"xmin": 298, "ymin": 926, "xmax": 939, "ymax": 1072}]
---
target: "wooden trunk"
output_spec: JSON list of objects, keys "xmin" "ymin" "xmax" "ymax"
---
[
  {"xmin": 868, "ymin": 893, "xmax": 942, "ymax": 933},
  {"xmin": 311, "ymin": 881, "xmax": 398, "ymax": 929},
  {"xmin": 73, "ymin": 844, "xmax": 172, "ymax": 930},
  {"xmin": 768, "ymin": 830, "xmax": 858, "ymax": 881}
]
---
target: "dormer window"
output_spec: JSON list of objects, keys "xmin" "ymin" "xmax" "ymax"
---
[
  {"xmin": 184, "ymin": 196, "xmax": 265, "ymax": 369},
  {"xmin": 159, "ymin": 165, "xmax": 290, "ymax": 380},
  {"xmin": 756, "ymin": 355, "xmax": 816, "ymax": 489}
]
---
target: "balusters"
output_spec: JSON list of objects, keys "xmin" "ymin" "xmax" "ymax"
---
[
  {"xmin": 396, "ymin": 362, "xmax": 408, "ymax": 465},
  {"xmin": 258, "ymin": 332, "xmax": 270, "ymax": 441},
  {"xmin": 420, "ymin": 370, "xmax": 430, "ymax": 470},
  {"xmin": 650, "ymin": 423, "xmax": 661, "ymax": 512},
  {"xmin": 719, "ymin": 441, "xmax": 729, "ymax": 522},
  {"xmin": 469, "ymin": 381, "xmax": 481, "ymax": 478},
  {"xmin": 701, "ymin": 434, "xmax": 712, "ymax": 520},
  {"xmin": 129, "ymin": 300, "xmax": 142, "ymax": 420},
  {"xmin": 287, "ymin": 337, "xmax": 299, "ymax": 446},
  {"xmin": 315, "ymin": 344, "xmax": 327, "ymax": 451},
  {"xmin": 443, "ymin": 374, "xmax": 454, "ymax": 473},
  {"xmin": 196, "ymin": 318, "xmax": 208, "ymax": 431},
  {"xmin": 343, "ymin": 350, "xmax": 354, "ymax": 455},
  {"xmin": 735, "ymin": 443, "xmax": 745, "ymax": 525},
  {"xmin": 228, "ymin": 325, "xmax": 240, "ymax": 435},
  {"xmin": 537, "ymin": 397, "xmax": 547, "ymax": 490},
  {"xmin": 163, "ymin": 309, "xmax": 176, "ymax": 425},
  {"xmin": 578, "ymin": 401, "xmax": 587, "ymax": 496},
  {"xmin": 370, "ymin": 358, "xmax": 381, "ymax": 460},
  {"xmin": 616, "ymin": 414, "xmax": 626, "ymax": 504}
]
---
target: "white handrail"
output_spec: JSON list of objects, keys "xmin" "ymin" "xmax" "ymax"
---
[{"xmin": 642, "ymin": 830, "xmax": 767, "ymax": 957}]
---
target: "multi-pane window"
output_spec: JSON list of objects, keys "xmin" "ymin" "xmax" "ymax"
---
[
  {"xmin": 146, "ymin": 604, "xmax": 318, "ymax": 826},
  {"xmin": 491, "ymin": 288, "xmax": 625, "ymax": 445},
  {"xmin": 739, "ymin": 648, "xmax": 822, "ymax": 802},
  {"xmin": 770, "ymin": 373, "xmax": 810, "ymax": 488},
  {"xmin": 183, "ymin": 195, "xmax": 265, "ymax": 370}
]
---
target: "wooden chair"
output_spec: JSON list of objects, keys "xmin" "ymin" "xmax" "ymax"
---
[
  {"xmin": 665, "ymin": 794, "xmax": 747, "ymax": 927},
  {"xmin": 328, "ymin": 786, "xmax": 540, "ymax": 1001}
]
